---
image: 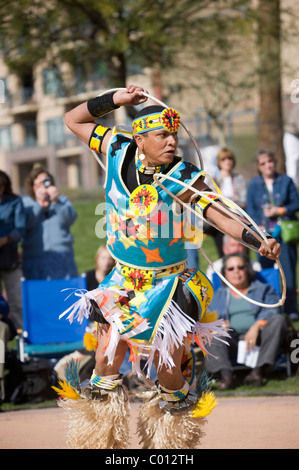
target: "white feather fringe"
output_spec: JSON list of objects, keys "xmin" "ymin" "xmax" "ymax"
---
[
  {"xmin": 60, "ymin": 288, "xmax": 230, "ymax": 376},
  {"xmin": 192, "ymin": 318, "xmax": 231, "ymax": 355},
  {"xmin": 142, "ymin": 300, "xmax": 196, "ymax": 375},
  {"xmin": 59, "ymin": 286, "xmax": 122, "ymax": 324}
]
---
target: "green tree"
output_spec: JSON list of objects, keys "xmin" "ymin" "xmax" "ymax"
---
[
  {"xmin": 176, "ymin": 0, "xmax": 294, "ymax": 173},
  {"xmin": 0, "ymin": 0, "xmax": 218, "ymax": 91},
  {"xmin": 1, "ymin": 0, "xmax": 297, "ymax": 173},
  {"xmin": 256, "ymin": 0, "xmax": 285, "ymax": 172},
  {"xmin": 179, "ymin": 6, "xmax": 256, "ymax": 145}
]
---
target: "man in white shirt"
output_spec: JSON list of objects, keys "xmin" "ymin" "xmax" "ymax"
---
[
  {"xmin": 206, "ymin": 235, "xmax": 261, "ymax": 282},
  {"xmin": 283, "ymin": 105, "xmax": 299, "ymax": 187}
]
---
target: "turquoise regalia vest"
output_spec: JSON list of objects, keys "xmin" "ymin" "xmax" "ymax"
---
[
  {"xmin": 104, "ymin": 129, "xmax": 203, "ymax": 270},
  {"xmin": 61, "ymin": 129, "xmax": 222, "ymax": 374}
]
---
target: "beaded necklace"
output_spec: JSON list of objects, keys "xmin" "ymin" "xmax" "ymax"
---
[{"xmin": 135, "ymin": 151, "xmax": 168, "ymax": 185}]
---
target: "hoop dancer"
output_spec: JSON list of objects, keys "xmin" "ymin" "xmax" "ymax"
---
[{"xmin": 54, "ymin": 85, "xmax": 282, "ymax": 449}]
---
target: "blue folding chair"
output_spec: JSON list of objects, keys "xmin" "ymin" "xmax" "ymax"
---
[
  {"xmin": 18, "ymin": 275, "xmax": 89, "ymax": 362},
  {"xmin": 255, "ymin": 267, "xmax": 281, "ymax": 295}
]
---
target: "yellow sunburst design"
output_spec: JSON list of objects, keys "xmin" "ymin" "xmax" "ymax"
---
[{"xmin": 129, "ymin": 185, "xmax": 158, "ymax": 216}]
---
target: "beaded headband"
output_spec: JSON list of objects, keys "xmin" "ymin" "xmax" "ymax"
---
[{"xmin": 132, "ymin": 107, "xmax": 181, "ymax": 135}]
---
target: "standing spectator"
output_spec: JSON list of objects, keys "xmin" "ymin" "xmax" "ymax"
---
[
  {"xmin": 211, "ymin": 148, "xmax": 247, "ymax": 256},
  {"xmin": 22, "ymin": 166, "xmax": 78, "ymax": 280},
  {"xmin": 215, "ymin": 147, "xmax": 247, "ymax": 209},
  {"xmin": 86, "ymin": 245, "xmax": 115, "ymax": 291},
  {"xmin": 205, "ymin": 253, "xmax": 287, "ymax": 389},
  {"xmin": 283, "ymin": 105, "xmax": 299, "ymax": 187},
  {"xmin": 0, "ymin": 170, "xmax": 26, "ymax": 330},
  {"xmin": 247, "ymin": 150, "xmax": 299, "ymax": 321}
]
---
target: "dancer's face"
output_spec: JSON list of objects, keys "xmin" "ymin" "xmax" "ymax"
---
[{"xmin": 136, "ymin": 130, "xmax": 178, "ymax": 166}]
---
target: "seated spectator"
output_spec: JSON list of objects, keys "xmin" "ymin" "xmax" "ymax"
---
[
  {"xmin": 206, "ymin": 235, "xmax": 261, "ymax": 281},
  {"xmin": 204, "ymin": 253, "xmax": 287, "ymax": 390},
  {"xmin": 22, "ymin": 166, "xmax": 78, "ymax": 280},
  {"xmin": 85, "ymin": 246, "xmax": 115, "ymax": 291}
]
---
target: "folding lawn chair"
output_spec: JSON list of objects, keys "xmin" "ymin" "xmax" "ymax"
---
[{"xmin": 18, "ymin": 275, "xmax": 89, "ymax": 362}]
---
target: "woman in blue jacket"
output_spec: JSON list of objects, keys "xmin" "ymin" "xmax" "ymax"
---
[
  {"xmin": 22, "ymin": 166, "xmax": 78, "ymax": 280},
  {"xmin": 246, "ymin": 150, "xmax": 299, "ymax": 321},
  {"xmin": 204, "ymin": 253, "xmax": 287, "ymax": 390}
]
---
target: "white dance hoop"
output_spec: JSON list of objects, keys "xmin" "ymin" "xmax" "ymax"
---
[
  {"xmin": 90, "ymin": 87, "xmax": 286, "ymax": 308},
  {"xmin": 153, "ymin": 172, "xmax": 286, "ymax": 309}
]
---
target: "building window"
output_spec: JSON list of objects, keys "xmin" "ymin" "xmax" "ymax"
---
[
  {"xmin": 23, "ymin": 122, "xmax": 37, "ymax": 147},
  {"xmin": 47, "ymin": 117, "xmax": 65, "ymax": 145},
  {"xmin": 0, "ymin": 78, "xmax": 7, "ymax": 104},
  {"xmin": 0, "ymin": 127, "xmax": 12, "ymax": 150},
  {"xmin": 43, "ymin": 67, "xmax": 64, "ymax": 97},
  {"xmin": 73, "ymin": 64, "xmax": 86, "ymax": 94}
]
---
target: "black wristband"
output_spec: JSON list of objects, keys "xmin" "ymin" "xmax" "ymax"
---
[
  {"xmin": 242, "ymin": 225, "xmax": 273, "ymax": 249},
  {"xmin": 87, "ymin": 92, "xmax": 120, "ymax": 118}
]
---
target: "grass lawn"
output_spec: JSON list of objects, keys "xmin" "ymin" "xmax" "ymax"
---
[{"xmin": 72, "ymin": 199, "xmax": 106, "ymax": 274}]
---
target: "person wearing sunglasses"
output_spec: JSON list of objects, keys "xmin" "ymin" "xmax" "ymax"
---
[{"xmin": 204, "ymin": 253, "xmax": 287, "ymax": 389}]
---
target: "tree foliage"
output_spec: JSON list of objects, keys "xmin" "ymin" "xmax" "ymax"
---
[
  {"xmin": 256, "ymin": 0, "xmax": 285, "ymax": 171},
  {"xmin": 0, "ymin": 0, "xmax": 220, "ymax": 86},
  {"xmin": 1, "ymin": 0, "xmax": 298, "ymax": 168}
]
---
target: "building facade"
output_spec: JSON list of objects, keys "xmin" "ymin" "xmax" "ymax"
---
[{"xmin": 0, "ymin": 58, "xmax": 126, "ymax": 193}]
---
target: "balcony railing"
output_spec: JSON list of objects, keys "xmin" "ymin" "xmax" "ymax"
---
[
  {"xmin": 0, "ymin": 120, "xmax": 81, "ymax": 151},
  {"xmin": 9, "ymin": 87, "xmax": 37, "ymax": 108}
]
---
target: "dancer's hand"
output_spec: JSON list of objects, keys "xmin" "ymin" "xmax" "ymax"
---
[
  {"xmin": 259, "ymin": 237, "xmax": 280, "ymax": 260},
  {"xmin": 113, "ymin": 85, "xmax": 148, "ymax": 107}
]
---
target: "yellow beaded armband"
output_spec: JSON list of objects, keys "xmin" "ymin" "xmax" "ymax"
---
[
  {"xmin": 89, "ymin": 124, "xmax": 110, "ymax": 153},
  {"xmin": 195, "ymin": 191, "xmax": 220, "ymax": 215}
]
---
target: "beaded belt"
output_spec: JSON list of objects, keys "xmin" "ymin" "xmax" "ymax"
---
[{"xmin": 115, "ymin": 261, "xmax": 186, "ymax": 280}]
